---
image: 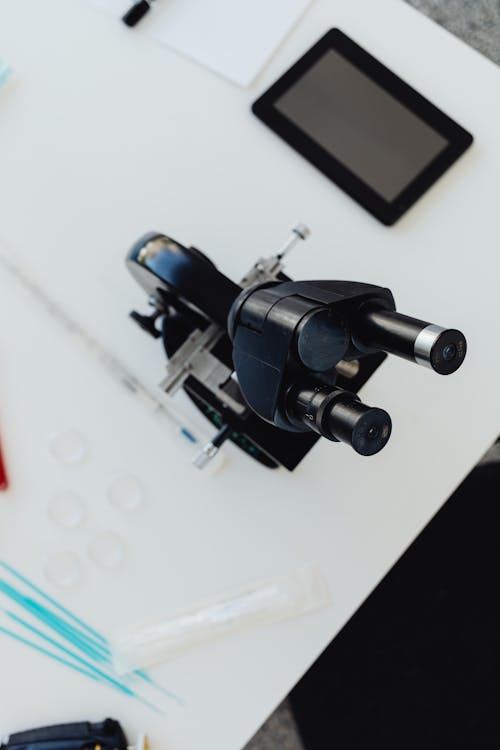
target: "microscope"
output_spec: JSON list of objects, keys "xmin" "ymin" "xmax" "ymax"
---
[{"xmin": 127, "ymin": 225, "xmax": 466, "ymax": 470}]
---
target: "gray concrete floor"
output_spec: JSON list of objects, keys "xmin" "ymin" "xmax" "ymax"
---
[{"xmin": 244, "ymin": 2, "xmax": 500, "ymax": 748}]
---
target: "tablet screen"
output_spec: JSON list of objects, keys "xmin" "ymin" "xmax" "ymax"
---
[
  {"xmin": 274, "ymin": 49, "xmax": 448, "ymax": 202},
  {"xmin": 252, "ymin": 30, "xmax": 472, "ymax": 224}
]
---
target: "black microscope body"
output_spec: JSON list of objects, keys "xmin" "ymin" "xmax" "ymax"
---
[{"xmin": 127, "ymin": 227, "xmax": 466, "ymax": 470}]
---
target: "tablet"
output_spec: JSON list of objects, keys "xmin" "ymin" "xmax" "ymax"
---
[{"xmin": 252, "ymin": 29, "xmax": 473, "ymax": 225}]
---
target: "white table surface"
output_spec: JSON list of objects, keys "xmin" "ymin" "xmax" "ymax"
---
[{"xmin": 0, "ymin": 0, "xmax": 499, "ymax": 748}]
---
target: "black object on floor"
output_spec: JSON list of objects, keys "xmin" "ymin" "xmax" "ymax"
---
[{"xmin": 290, "ymin": 463, "xmax": 500, "ymax": 749}]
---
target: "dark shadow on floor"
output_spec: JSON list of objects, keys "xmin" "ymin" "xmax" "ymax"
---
[{"xmin": 291, "ymin": 461, "xmax": 500, "ymax": 749}]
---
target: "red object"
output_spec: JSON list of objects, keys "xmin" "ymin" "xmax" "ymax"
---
[{"xmin": 0, "ymin": 439, "xmax": 8, "ymax": 490}]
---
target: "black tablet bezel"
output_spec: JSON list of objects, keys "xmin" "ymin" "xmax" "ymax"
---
[{"xmin": 252, "ymin": 29, "xmax": 473, "ymax": 226}]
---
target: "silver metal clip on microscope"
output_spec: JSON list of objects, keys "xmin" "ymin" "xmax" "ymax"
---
[{"xmin": 150, "ymin": 224, "xmax": 310, "ymax": 469}]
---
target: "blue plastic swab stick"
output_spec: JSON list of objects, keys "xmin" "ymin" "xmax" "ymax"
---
[
  {"xmin": 5, "ymin": 610, "xmax": 136, "ymax": 696},
  {"xmin": 0, "ymin": 580, "xmax": 107, "ymax": 661},
  {"xmin": 22, "ymin": 591, "xmax": 182, "ymax": 703},
  {"xmin": 0, "ymin": 622, "xmax": 163, "ymax": 714},
  {"xmin": 0, "ymin": 563, "xmax": 183, "ymax": 705},
  {"xmin": 0, "ymin": 624, "xmax": 103, "ymax": 684},
  {"xmin": 1, "ymin": 577, "xmax": 149, "ymax": 681},
  {"xmin": 0, "ymin": 61, "xmax": 12, "ymax": 89},
  {"xmin": 0, "ymin": 560, "xmax": 106, "ymax": 642}
]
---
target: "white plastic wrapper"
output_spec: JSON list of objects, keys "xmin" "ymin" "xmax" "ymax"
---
[{"xmin": 112, "ymin": 564, "xmax": 332, "ymax": 674}]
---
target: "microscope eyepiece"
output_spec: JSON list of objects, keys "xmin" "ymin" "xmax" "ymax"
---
[
  {"xmin": 413, "ymin": 324, "xmax": 466, "ymax": 375},
  {"xmin": 328, "ymin": 399, "xmax": 392, "ymax": 456},
  {"xmin": 287, "ymin": 384, "xmax": 392, "ymax": 456},
  {"xmin": 356, "ymin": 308, "xmax": 466, "ymax": 375}
]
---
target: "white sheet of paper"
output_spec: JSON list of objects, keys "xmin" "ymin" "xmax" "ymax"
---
[{"xmin": 87, "ymin": 0, "xmax": 312, "ymax": 86}]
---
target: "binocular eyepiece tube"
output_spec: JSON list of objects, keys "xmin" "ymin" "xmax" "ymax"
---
[{"xmin": 356, "ymin": 308, "xmax": 467, "ymax": 376}]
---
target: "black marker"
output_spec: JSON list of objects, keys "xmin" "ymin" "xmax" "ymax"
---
[{"xmin": 122, "ymin": 0, "xmax": 156, "ymax": 27}]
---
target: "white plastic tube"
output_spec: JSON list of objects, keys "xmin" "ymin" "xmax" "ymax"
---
[{"xmin": 112, "ymin": 564, "xmax": 331, "ymax": 674}]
